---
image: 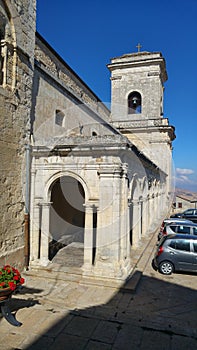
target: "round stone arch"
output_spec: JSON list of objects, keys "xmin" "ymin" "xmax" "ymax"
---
[
  {"xmin": 45, "ymin": 171, "xmax": 90, "ymax": 262},
  {"xmin": 130, "ymin": 174, "xmax": 141, "ymax": 201},
  {"xmin": 141, "ymin": 176, "xmax": 148, "ymax": 197},
  {"xmin": 2, "ymin": 0, "xmax": 25, "ymax": 48},
  {"xmin": 45, "ymin": 170, "xmax": 90, "ymax": 203},
  {"xmin": 127, "ymin": 90, "xmax": 143, "ymax": 115}
]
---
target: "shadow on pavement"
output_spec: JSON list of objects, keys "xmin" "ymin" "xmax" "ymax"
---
[{"xmin": 14, "ymin": 269, "xmax": 197, "ymax": 350}]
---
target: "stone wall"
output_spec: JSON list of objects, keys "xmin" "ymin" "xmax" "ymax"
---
[
  {"xmin": 35, "ymin": 33, "xmax": 110, "ymax": 123},
  {"xmin": 0, "ymin": 0, "xmax": 36, "ymax": 269}
]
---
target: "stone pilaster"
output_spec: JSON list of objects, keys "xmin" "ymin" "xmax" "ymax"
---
[{"xmin": 40, "ymin": 202, "xmax": 52, "ymax": 266}]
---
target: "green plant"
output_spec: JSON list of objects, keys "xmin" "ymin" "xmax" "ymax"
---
[{"xmin": 0, "ymin": 265, "xmax": 25, "ymax": 290}]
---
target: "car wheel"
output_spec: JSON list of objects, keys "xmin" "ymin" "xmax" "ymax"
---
[{"xmin": 159, "ymin": 261, "xmax": 174, "ymax": 275}]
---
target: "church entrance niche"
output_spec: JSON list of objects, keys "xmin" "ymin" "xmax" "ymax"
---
[{"xmin": 49, "ymin": 176, "xmax": 85, "ymax": 267}]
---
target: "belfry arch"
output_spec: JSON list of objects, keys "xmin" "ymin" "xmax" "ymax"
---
[{"xmin": 48, "ymin": 175, "xmax": 85, "ymax": 264}]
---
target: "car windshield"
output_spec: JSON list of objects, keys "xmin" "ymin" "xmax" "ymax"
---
[{"xmin": 184, "ymin": 209, "xmax": 194, "ymax": 215}]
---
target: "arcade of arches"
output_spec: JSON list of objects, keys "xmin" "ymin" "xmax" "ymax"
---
[{"xmin": 30, "ymin": 147, "xmax": 168, "ymax": 283}]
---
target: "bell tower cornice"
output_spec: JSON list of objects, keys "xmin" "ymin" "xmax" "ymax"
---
[{"xmin": 107, "ymin": 51, "xmax": 168, "ymax": 83}]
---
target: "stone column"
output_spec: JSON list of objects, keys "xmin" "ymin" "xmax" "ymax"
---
[
  {"xmin": 83, "ymin": 202, "xmax": 97, "ymax": 269},
  {"xmin": 139, "ymin": 198, "xmax": 143, "ymax": 239},
  {"xmin": 146, "ymin": 195, "xmax": 150, "ymax": 228},
  {"xmin": 40, "ymin": 202, "xmax": 52, "ymax": 266},
  {"xmin": 127, "ymin": 199, "xmax": 132, "ymax": 256},
  {"xmin": 95, "ymin": 165, "xmax": 124, "ymax": 278},
  {"xmin": 96, "ymin": 166, "xmax": 122, "ymax": 261},
  {"xmin": 1, "ymin": 40, "xmax": 7, "ymax": 87},
  {"xmin": 142, "ymin": 196, "xmax": 148, "ymax": 236},
  {"xmin": 29, "ymin": 164, "xmax": 36, "ymax": 262},
  {"xmin": 148, "ymin": 194, "xmax": 154, "ymax": 228},
  {"xmin": 30, "ymin": 197, "xmax": 41, "ymax": 263},
  {"xmin": 119, "ymin": 165, "xmax": 128, "ymax": 261},
  {"xmin": 96, "ymin": 168, "xmax": 115, "ymax": 260},
  {"xmin": 132, "ymin": 199, "xmax": 140, "ymax": 247}
]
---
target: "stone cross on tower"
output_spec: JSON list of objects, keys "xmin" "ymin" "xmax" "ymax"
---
[{"xmin": 136, "ymin": 43, "xmax": 142, "ymax": 52}]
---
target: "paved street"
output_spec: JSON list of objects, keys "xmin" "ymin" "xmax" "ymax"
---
[{"xmin": 0, "ymin": 230, "xmax": 197, "ymax": 349}]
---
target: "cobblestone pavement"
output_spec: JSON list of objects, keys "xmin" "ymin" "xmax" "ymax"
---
[{"xmin": 0, "ymin": 230, "xmax": 197, "ymax": 350}]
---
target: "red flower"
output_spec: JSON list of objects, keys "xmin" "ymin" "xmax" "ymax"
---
[
  {"xmin": 20, "ymin": 278, "xmax": 25, "ymax": 285},
  {"xmin": 13, "ymin": 275, "xmax": 19, "ymax": 281},
  {"xmin": 8, "ymin": 282, "xmax": 16, "ymax": 291},
  {"xmin": 0, "ymin": 265, "xmax": 24, "ymax": 290}
]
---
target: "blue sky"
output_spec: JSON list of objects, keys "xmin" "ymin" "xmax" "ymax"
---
[{"xmin": 36, "ymin": 0, "xmax": 197, "ymax": 192}]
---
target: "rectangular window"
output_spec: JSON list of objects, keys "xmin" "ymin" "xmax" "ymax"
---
[
  {"xmin": 175, "ymin": 240, "xmax": 190, "ymax": 252},
  {"xmin": 193, "ymin": 242, "xmax": 197, "ymax": 253},
  {"xmin": 177, "ymin": 225, "xmax": 191, "ymax": 234},
  {"xmin": 192, "ymin": 227, "xmax": 197, "ymax": 235}
]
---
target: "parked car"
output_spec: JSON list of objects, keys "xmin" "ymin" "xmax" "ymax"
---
[
  {"xmin": 170, "ymin": 208, "xmax": 197, "ymax": 223},
  {"xmin": 158, "ymin": 218, "xmax": 193, "ymax": 240},
  {"xmin": 153, "ymin": 234, "xmax": 197, "ymax": 275},
  {"xmin": 158, "ymin": 222, "xmax": 197, "ymax": 241}
]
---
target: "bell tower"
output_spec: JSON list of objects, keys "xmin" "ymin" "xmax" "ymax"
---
[
  {"xmin": 107, "ymin": 50, "xmax": 175, "ymax": 175},
  {"xmin": 107, "ymin": 50, "xmax": 168, "ymax": 121}
]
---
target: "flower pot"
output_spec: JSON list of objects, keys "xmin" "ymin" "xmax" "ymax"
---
[{"xmin": 0, "ymin": 287, "xmax": 13, "ymax": 301}]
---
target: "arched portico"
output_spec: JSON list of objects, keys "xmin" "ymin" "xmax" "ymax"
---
[
  {"xmin": 30, "ymin": 170, "xmax": 94, "ymax": 267},
  {"xmin": 49, "ymin": 175, "xmax": 85, "ymax": 261}
]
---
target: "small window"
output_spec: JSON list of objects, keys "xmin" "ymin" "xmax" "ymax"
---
[
  {"xmin": 55, "ymin": 110, "xmax": 64, "ymax": 126},
  {"xmin": 177, "ymin": 225, "xmax": 191, "ymax": 234},
  {"xmin": 169, "ymin": 241, "xmax": 176, "ymax": 249},
  {"xmin": 192, "ymin": 227, "xmax": 197, "ymax": 235},
  {"xmin": 193, "ymin": 242, "xmax": 197, "ymax": 253},
  {"xmin": 184, "ymin": 209, "xmax": 193, "ymax": 215},
  {"xmin": 128, "ymin": 92, "xmax": 142, "ymax": 114},
  {"xmin": 169, "ymin": 225, "xmax": 177, "ymax": 233},
  {"xmin": 175, "ymin": 240, "xmax": 190, "ymax": 252},
  {"xmin": 178, "ymin": 202, "xmax": 182, "ymax": 209}
]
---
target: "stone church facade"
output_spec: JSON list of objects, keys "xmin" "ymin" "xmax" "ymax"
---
[{"xmin": 0, "ymin": 1, "xmax": 175, "ymax": 283}]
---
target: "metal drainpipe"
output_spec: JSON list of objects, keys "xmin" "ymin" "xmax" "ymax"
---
[{"xmin": 24, "ymin": 143, "xmax": 31, "ymax": 269}]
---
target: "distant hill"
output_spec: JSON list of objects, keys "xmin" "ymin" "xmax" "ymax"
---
[{"xmin": 175, "ymin": 188, "xmax": 197, "ymax": 202}]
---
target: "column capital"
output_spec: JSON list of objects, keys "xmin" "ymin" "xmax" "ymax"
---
[
  {"xmin": 84, "ymin": 199, "xmax": 98, "ymax": 210},
  {"xmin": 40, "ymin": 201, "xmax": 53, "ymax": 208},
  {"xmin": 97, "ymin": 164, "xmax": 124, "ymax": 178}
]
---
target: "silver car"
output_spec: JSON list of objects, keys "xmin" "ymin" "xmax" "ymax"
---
[
  {"xmin": 153, "ymin": 234, "xmax": 197, "ymax": 275},
  {"xmin": 158, "ymin": 218, "xmax": 193, "ymax": 240},
  {"xmin": 164, "ymin": 222, "xmax": 197, "ymax": 236}
]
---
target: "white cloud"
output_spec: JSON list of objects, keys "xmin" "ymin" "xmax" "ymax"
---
[
  {"xmin": 176, "ymin": 168, "xmax": 194, "ymax": 175},
  {"xmin": 175, "ymin": 167, "xmax": 197, "ymax": 191}
]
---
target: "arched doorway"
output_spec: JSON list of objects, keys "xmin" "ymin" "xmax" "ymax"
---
[{"xmin": 49, "ymin": 176, "xmax": 85, "ymax": 267}]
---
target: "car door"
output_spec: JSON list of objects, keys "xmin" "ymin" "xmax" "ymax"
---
[
  {"xmin": 173, "ymin": 239, "xmax": 194, "ymax": 271},
  {"xmin": 191, "ymin": 241, "xmax": 197, "ymax": 271}
]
